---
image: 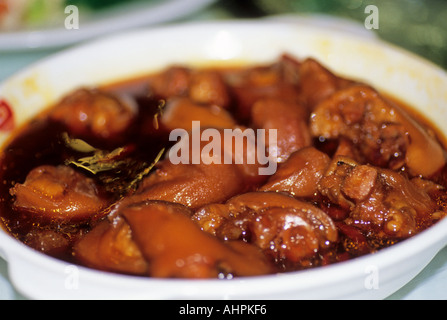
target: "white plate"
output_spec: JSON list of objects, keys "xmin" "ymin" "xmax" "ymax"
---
[
  {"xmin": 0, "ymin": 0, "xmax": 216, "ymax": 50},
  {"xmin": 1, "ymin": 20, "xmax": 447, "ymax": 299}
]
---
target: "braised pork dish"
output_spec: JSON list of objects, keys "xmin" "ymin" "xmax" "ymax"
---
[{"xmin": 1, "ymin": 54, "xmax": 446, "ymax": 278}]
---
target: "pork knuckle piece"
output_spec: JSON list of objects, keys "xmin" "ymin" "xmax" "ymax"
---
[
  {"xmin": 160, "ymin": 97, "xmax": 236, "ymax": 131},
  {"xmin": 318, "ymin": 156, "xmax": 437, "ymax": 238},
  {"xmin": 251, "ymin": 98, "xmax": 311, "ymax": 163},
  {"xmin": 10, "ymin": 165, "xmax": 110, "ymax": 223},
  {"xmin": 310, "ymin": 85, "xmax": 445, "ymax": 177},
  {"xmin": 50, "ymin": 88, "xmax": 136, "ymax": 141},
  {"xmin": 75, "ymin": 201, "xmax": 273, "ymax": 277},
  {"xmin": 129, "ymin": 159, "xmax": 245, "ymax": 210},
  {"xmin": 149, "ymin": 67, "xmax": 231, "ymax": 109},
  {"xmin": 260, "ymin": 147, "xmax": 330, "ymax": 198},
  {"xmin": 193, "ymin": 191, "xmax": 338, "ymax": 263},
  {"xmin": 73, "ymin": 216, "xmax": 148, "ymax": 275}
]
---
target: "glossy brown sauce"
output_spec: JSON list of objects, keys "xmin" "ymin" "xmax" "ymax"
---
[
  {"xmin": 1, "ymin": 55, "xmax": 446, "ymax": 277},
  {"xmin": 0, "ymin": 89, "xmax": 170, "ymax": 260}
]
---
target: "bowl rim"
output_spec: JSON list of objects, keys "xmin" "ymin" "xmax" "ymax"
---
[
  {"xmin": 1, "ymin": 214, "xmax": 447, "ymax": 298},
  {"xmin": 1, "ymin": 19, "xmax": 447, "ymax": 299}
]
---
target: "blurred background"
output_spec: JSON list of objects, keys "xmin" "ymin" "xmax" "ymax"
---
[
  {"xmin": 1, "ymin": 0, "xmax": 447, "ymax": 70},
  {"xmin": 1, "ymin": 0, "xmax": 447, "ymax": 300},
  {"xmin": 241, "ymin": 0, "xmax": 447, "ymax": 69}
]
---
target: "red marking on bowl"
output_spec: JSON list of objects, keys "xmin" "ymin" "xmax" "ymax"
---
[{"xmin": 0, "ymin": 99, "xmax": 14, "ymax": 131}]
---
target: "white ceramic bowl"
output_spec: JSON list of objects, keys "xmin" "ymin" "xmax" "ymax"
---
[{"xmin": 1, "ymin": 20, "xmax": 447, "ymax": 299}]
